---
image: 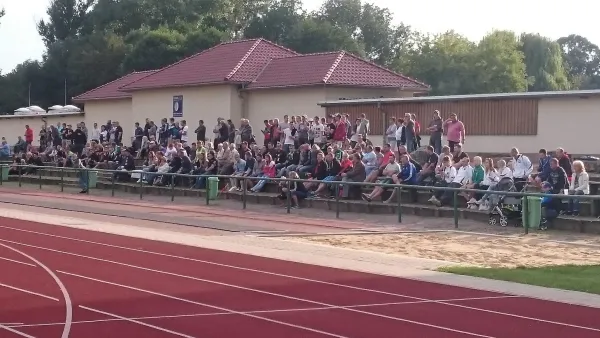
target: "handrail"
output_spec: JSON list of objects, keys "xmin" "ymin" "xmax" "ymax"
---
[{"xmin": 1, "ymin": 164, "xmax": 595, "ymax": 234}]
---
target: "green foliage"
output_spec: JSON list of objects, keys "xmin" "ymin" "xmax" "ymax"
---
[{"xmin": 0, "ymin": 0, "xmax": 598, "ymax": 114}]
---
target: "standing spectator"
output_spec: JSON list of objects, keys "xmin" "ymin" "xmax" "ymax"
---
[
  {"xmin": 180, "ymin": 120, "xmax": 189, "ymax": 146},
  {"xmin": 72, "ymin": 124, "xmax": 87, "ymax": 156},
  {"xmin": 443, "ymin": 113, "xmax": 465, "ymax": 152},
  {"xmin": 427, "ymin": 110, "xmax": 443, "ymax": 154},
  {"xmin": 411, "ymin": 113, "xmax": 421, "ymax": 148},
  {"xmin": 195, "ymin": 120, "xmax": 206, "ymax": 142},
  {"xmin": 133, "ymin": 122, "xmax": 144, "ymax": 150},
  {"xmin": 404, "ymin": 113, "xmax": 416, "ymax": 153},
  {"xmin": 555, "ymin": 148, "xmax": 573, "ymax": 180},
  {"xmin": 113, "ymin": 121, "xmax": 123, "ymax": 144},
  {"xmin": 91, "ymin": 123, "xmax": 101, "ymax": 142},
  {"xmin": 566, "ymin": 160, "xmax": 589, "ymax": 216},
  {"xmin": 239, "ymin": 119, "xmax": 253, "ymax": 145},
  {"xmin": 24, "ymin": 125, "xmax": 34, "ymax": 146},
  {"xmin": 358, "ymin": 113, "xmax": 370, "ymax": 142},
  {"xmin": 385, "ymin": 117, "xmax": 397, "ymax": 146}
]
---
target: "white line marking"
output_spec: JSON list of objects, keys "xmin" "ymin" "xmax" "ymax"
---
[
  {"xmin": 0, "ymin": 323, "xmax": 23, "ymax": 326},
  {"xmin": 58, "ymin": 271, "xmax": 350, "ymax": 338},
  {"xmin": 79, "ymin": 306, "xmax": 195, "ymax": 338},
  {"xmin": 0, "ymin": 282, "xmax": 60, "ymax": 301},
  {"xmin": 8, "ymin": 295, "xmax": 520, "ymax": 328},
  {"xmin": 57, "ymin": 270, "xmax": 490, "ymax": 337},
  {"xmin": 0, "ymin": 242, "xmax": 72, "ymax": 338},
  {"xmin": 0, "ymin": 324, "xmax": 35, "ymax": 338},
  {"xmin": 2, "ymin": 226, "xmax": 599, "ymax": 332},
  {"xmin": 0, "ymin": 256, "xmax": 37, "ymax": 267}
]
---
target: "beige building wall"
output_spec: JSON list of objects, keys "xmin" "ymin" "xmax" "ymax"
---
[
  {"xmin": 83, "ymin": 99, "xmax": 133, "ymax": 142},
  {"xmin": 131, "ymin": 85, "xmax": 236, "ymax": 143},
  {"xmin": 0, "ymin": 113, "xmax": 85, "ymax": 147}
]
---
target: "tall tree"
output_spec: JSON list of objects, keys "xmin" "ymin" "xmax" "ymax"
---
[
  {"xmin": 472, "ymin": 31, "xmax": 528, "ymax": 93},
  {"xmin": 557, "ymin": 34, "xmax": 600, "ymax": 89},
  {"xmin": 244, "ymin": 0, "xmax": 305, "ymax": 44},
  {"xmin": 520, "ymin": 33, "xmax": 570, "ymax": 91},
  {"xmin": 122, "ymin": 28, "xmax": 186, "ymax": 72},
  {"xmin": 37, "ymin": 0, "xmax": 95, "ymax": 47},
  {"xmin": 286, "ymin": 17, "xmax": 364, "ymax": 55}
]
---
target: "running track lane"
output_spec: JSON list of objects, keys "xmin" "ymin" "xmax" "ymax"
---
[{"xmin": 0, "ymin": 219, "xmax": 599, "ymax": 337}]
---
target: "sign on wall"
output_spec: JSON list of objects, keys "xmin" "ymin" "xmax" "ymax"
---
[{"xmin": 173, "ymin": 95, "xmax": 183, "ymax": 118}]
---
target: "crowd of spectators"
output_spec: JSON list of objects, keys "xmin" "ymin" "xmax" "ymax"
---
[{"xmin": 1, "ymin": 111, "xmax": 591, "ymax": 225}]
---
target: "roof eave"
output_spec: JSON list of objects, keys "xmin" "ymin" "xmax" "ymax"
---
[
  {"xmin": 244, "ymin": 83, "xmax": 430, "ymax": 91},
  {"xmin": 120, "ymin": 81, "xmax": 242, "ymax": 92},
  {"xmin": 72, "ymin": 95, "xmax": 132, "ymax": 103}
]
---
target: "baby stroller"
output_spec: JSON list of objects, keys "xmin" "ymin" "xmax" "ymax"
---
[{"xmin": 487, "ymin": 177, "xmax": 523, "ymax": 227}]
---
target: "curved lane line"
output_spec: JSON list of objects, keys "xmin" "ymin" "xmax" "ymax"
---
[{"xmin": 0, "ymin": 242, "xmax": 72, "ymax": 338}]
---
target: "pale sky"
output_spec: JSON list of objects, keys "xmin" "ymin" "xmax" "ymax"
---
[{"xmin": 0, "ymin": 0, "xmax": 598, "ymax": 73}]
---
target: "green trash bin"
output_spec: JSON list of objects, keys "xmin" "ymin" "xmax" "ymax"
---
[
  {"xmin": 87, "ymin": 170, "xmax": 98, "ymax": 188},
  {"xmin": 526, "ymin": 196, "xmax": 542, "ymax": 229},
  {"xmin": 207, "ymin": 177, "xmax": 219, "ymax": 200},
  {"xmin": 0, "ymin": 165, "xmax": 8, "ymax": 182}
]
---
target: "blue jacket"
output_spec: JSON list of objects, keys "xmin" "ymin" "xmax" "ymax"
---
[
  {"xmin": 399, "ymin": 162, "xmax": 418, "ymax": 184},
  {"xmin": 538, "ymin": 155, "xmax": 552, "ymax": 180}
]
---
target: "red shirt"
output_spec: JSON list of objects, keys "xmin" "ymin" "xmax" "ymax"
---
[{"xmin": 25, "ymin": 128, "xmax": 34, "ymax": 143}]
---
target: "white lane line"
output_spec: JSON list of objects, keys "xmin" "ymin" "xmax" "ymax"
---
[
  {"xmin": 0, "ymin": 242, "xmax": 72, "ymax": 338},
  {"xmin": 2, "ymin": 226, "xmax": 599, "ymax": 332},
  {"xmin": 58, "ymin": 271, "xmax": 350, "ymax": 338},
  {"xmin": 58, "ymin": 270, "xmax": 490, "ymax": 337},
  {"xmin": 9, "ymin": 295, "xmax": 521, "ymax": 329},
  {"xmin": 0, "ymin": 282, "xmax": 60, "ymax": 301},
  {"xmin": 0, "ymin": 256, "xmax": 37, "ymax": 267},
  {"xmin": 79, "ymin": 306, "xmax": 195, "ymax": 338},
  {"xmin": 0, "ymin": 325, "xmax": 35, "ymax": 338}
]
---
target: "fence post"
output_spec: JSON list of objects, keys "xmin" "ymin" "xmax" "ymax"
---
[
  {"xmin": 205, "ymin": 176, "xmax": 210, "ymax": 205},
  {"xmin": 242, "ymin": 177, "xmax": 247, "ymax": 210},
  {"xmin": 86, "ymin": 168, "xmax": 90, "ymax": 194},
  {"xmin": 18, "ymin": 166, "xmax": 22, "ymax": 187},
  {"xmin": 38, "ymin": 168, "xmax": 42, "ymax": 189},
  {"xmin": 397, "ymin": 186, "xmax": 402, "ymax": 223},
  {"xmin": 522, "ymin": 195, "xmax": 529, "ymax": 234},
  {"xmin": 335, "ymin": 182, "xmax": 340, "ymax": 219},
  {"xmin": 0, "ymin": 165, "xmax": 3, "ymax": 186},
  {"xmin": 111, "ymin": 172, "xmax": 115, "ymax": 197},
  {"xmin": 286, "ymin": 180, "xmax": 291, "ymax": 214},
  {"xmin": 453, "ymin": 190, "xmax": 459, "ymax": 228},
  {"xmin": 170, "ymin": 175, "xmax": 175, "ymax": 202},
  {"xmin": 139, "ymin": 173, "xmax": 143, "ymax": 200},
  {"xmin": 60, "ymin": 167, "xmax": 64, "ymax": 192}
]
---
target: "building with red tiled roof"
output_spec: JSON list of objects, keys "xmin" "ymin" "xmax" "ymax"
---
[{"xmin": 73, "ymin": 38, "xmax": 429, "ymax": 143}]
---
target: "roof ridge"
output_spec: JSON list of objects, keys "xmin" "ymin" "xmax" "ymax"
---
[
  {"xmin": 341, "ymin": 52, "xmax": 430, "ymax": 89},
  {"xmin": 72, "ymin": 71, "xmax": 147, "ymax": 100},
  {"xmin": 322, "ymin": 52, "xmax": 345, "ymax": 84},
  {"xmin": 225, "ymin": 39, "xmax": 263, "ymax": 81},
  {"xmin": 121, "ymin": 41, "xmax": 230, "ymax": 90}
]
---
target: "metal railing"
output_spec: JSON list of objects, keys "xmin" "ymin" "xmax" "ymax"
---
[{"xmin": 1, "ymin": 164, "xmax": 598, "ymax": 234}]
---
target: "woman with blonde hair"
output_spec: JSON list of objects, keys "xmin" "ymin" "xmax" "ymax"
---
[{"xmin": 567, "ymin": 160, "xmax": 589, "ymax": 216}]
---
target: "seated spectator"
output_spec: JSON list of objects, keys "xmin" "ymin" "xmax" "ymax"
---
[
  {"xmin": 194, "ymin": 150, "xmax": 218, "ymax": 189},
  {"xmin": 341, "ymin": 153, "xmax": 366, "ymax": 199},
  {"xmin": 465, "ymin": 156, "xmax": 484, "ymax": 206},
  {"xmin": 417, "ymin": 146, "xmax": 438, "ymax": 185},
  {"xmin": 428, "ymin": 156, "xmax": 456, "ymax": 204},
  {"xmin": 510, "ymin": 147, "xmax": 532, "ymax": 191},
  {"xmin": 304, "ymin": 151, "xmax": 327, "ymax": 191},
  {"xmin": 566, "ymin": 160, "xmax": 589, "ymax": 216},
  {"xmin": 540, "ymin": 181, "xmax": 562, "ymax": 230},
  {"xmin": 432, "ymin": 156, "xmax": 472, "ymax": 207},
  {"xmin": 451, "ymin": 143, "xmax": 468, "ymax": 168},
  {"xmin": 311, "ymin": 152, "xmax": 341, "ymax": 198},
  {"xmin": 228, "ymin": 152, "xmax": 247, "ymax": 192},
  {"xmin": 365, "ymin": 144, "xmax": 393, "ymax": 183},
  {"xmin": 547, "ymin": 158, "xmax": 567, "ymax": 194},
  {"xmin": 385, "ymin": 154, "xmax": 419, "ymax": 203},
  {"xmin": 249, "ymin": 153, "xmax": 276, "ymax": 193},
  {"xmin": 361, "ymin": 153, "xmax": 400, "ymax": 202},
  {"xmin": 437, "ymin": 145, "xmax": 453, "ymax": 167},
  {"xmin": 0, "ymin": 140, "xmax": 10, "ymax": 159},
  {"xmin": 279, "ymin": 171, "xmax": 307, "ymax": 208},
  {"xmin": 361, "ymin": 145, "xmax": 378, "ymax": 176},
  {"xmin": 474, "ymin": 158, "xmax": 500, "ymax": 210}
]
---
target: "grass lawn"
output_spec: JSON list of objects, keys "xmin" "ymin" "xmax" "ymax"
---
[{"xmin": 438, "ymin": 265, "xmax": 600, "ymax": 295}]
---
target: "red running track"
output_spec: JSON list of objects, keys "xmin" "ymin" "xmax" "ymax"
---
[{"xmin": 0, "ymin": 217, "xmax": 600, "ymax": 337}]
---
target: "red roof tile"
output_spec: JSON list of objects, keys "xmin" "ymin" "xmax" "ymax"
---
[
  {"xmin": 72, "ymin": 70, "xmax": 156, "ymax": 102},
  {"xmin": 121, "ymin": 39, "xmax": 298, "ymax": 91},
  {"xmin": 247, "ymin": 51, "xmax": 429, "ymax": 90}
]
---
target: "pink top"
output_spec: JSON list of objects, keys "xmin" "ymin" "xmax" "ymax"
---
[
  {"xmin": 263, "ymin": 162, "xmax": 276, "ymax": 177},
  {"xmin": 445, "ymin": 120, "xmax": 465, "ymax": 142}
]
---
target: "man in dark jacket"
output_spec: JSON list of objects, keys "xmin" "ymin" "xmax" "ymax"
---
[
  {"xmin": 547, "ymin": 158, "xmax": 567, "ymax": 194},
  {"xmin": 341, "ymin": 153, "xmax": 366, "ymax": 198}
]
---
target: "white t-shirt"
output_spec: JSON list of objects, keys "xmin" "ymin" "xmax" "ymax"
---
[
  {"xmin": 165, "ymin": 147, "xmax": 177, "ymax": 160},
  {"xmin": 283, "ymin": 128, "xmax": 295, "ymax": 145},
  {"xmin": 181, "ymin": 125, "xmax": 189, "ymax": 143},
  {"xmin": 395, "ymin": 125, "xmax": 404, "ymax": 141},
  {"xmin": 311, "ymin": 124, "xmax": 325, "ymax": 143}
]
